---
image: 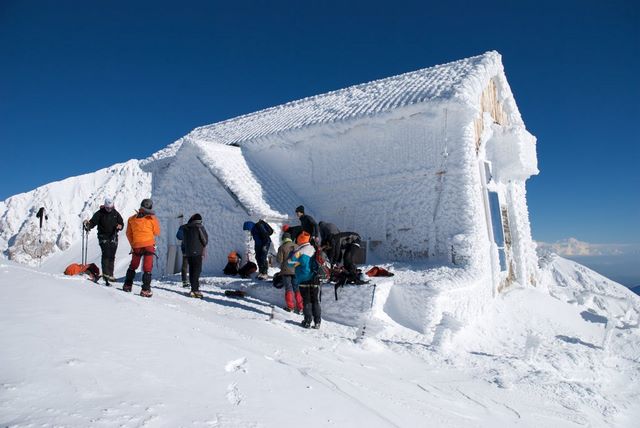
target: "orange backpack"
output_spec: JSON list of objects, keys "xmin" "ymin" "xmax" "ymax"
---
[
  {"xmin": 64, "ymin": 263, "xmax": 100, "ymax": 282},
  {"xmin": 64, "ymin": 263, "xmax": 84, "ymax": 276}
]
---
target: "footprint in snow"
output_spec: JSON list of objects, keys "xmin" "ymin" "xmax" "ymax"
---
[
  {"xmin": 226, "ymin": 383, "xmax": 243, "ymax": 406},
  {"xmin": 225, "ymin": 357, "xmax": 248, "ymax": 373},
  {"xmin": 65, "ymin": 358, "xmax": 81, "ymax": 367}
]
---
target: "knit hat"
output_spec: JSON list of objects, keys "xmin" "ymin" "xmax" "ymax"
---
[
  {"xmin": 295, "ymin": 205, "xmax": 305, "ymax": 214},
  {"xmin": 282, "ymin": 224, "xmax": 290, "ymax": 232},
  {"xmin": 297, "ymin": 231, "xmax": 311, "ymax": 245},
  {"xmin": 104, "ymin": 197, "xmax": 114, "ymax": 208},
  {"xmin": 141, "ymin": 198, "xmax": 153, "ymax": 210},
  {"xmin": 189, "ymin": 213, "xmax": 202, "ymax": 222}
]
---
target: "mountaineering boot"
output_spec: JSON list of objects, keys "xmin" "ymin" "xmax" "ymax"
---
[
  {"xmin": 102, "ymin": 274, "xmax": 111, "ymax": 287},
  {"xmin": 142, "ymin": 272, "xmax": 152, "ymax": 292},
  {"xmin": 301, "ymin": 320, "xmax": 311, "ymax": 329},
  {"xmin": 140, "ymin": 289, "xmax": 153, "ymax": 298},
  {"xmin": 189, "ymin": 291, "xmax": 203, "ymax": 299},
  {"xmin": 182, "ymin": 281, "xmax": 190, "ymax": 288},
  {"xmin": 123, "ymin": 268, "xmax": 136, "ymax": 292},
  {"xmin": 312, "ymin": 322, "xmax": 321, "ymax": 329}
]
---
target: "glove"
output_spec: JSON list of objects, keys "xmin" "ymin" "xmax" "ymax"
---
[
  {"xmin": 83, "ymin": 220, "xmax": 91, "ymax": 231},
  {"xmin": 116, "ymin": 224, "xmax": 123, "ymax": 231}
]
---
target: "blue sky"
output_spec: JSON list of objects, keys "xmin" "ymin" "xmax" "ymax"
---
[{"xmin": 0, "ymin": 0, "xmax": 638, "ymax": 247}]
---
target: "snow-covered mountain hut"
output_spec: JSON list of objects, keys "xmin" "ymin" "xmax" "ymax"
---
[{"xmin": 154, "ymin": 51, "xmax": 539, "ymax": 295}]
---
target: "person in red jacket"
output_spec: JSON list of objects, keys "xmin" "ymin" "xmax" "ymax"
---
[{"xmin": 123, "ymin": 198, "xmax": 160, "ymax": 297}]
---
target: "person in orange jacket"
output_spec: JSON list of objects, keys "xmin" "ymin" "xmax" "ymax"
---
[{"xmin": 123, "ymin": 198, "xmax": 160, "ymax": 297}]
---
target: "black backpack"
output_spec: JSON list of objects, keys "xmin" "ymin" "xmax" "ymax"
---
[
  {"xmin": 257, "ymin": 220, "xmax": 274, "ymax": 239},
  {"xmin": 238, "ymin": 261, "xmax": 257, "ymax": 278}
]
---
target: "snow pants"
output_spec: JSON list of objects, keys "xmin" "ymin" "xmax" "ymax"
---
[
  {"xmin": 124, "ymin": 246, "xmax": 155, "ymax": 291},
  {"xmin": 99, "ymin": 240, "xmax": 118, "ymax": 277},
  {"xmin": 129, "ymin": 246, "xmax": 155, "ymax": 273},
  {"xmin": 282, "ymin": 274, "xmax": 303, "ymax": 311},
  {"xmin": 255, "ymin": 243, "xmax": 270, "ymax": 275},
  {"xmin": 300, "ymin": 285, "xmax": 321, "ymax": 325},
  {"xmin": 187, "ymin": 255, "xmax": 203, "ymax": 292}
]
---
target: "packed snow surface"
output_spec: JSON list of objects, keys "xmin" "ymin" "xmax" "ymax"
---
[{"xmin": 1, "ymin": 254, "xmax": 639, "ymax": 427}]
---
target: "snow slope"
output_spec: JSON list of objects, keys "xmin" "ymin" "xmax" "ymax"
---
[
  {"xmin": 1, "ymin": 254, "xmax": 638, "ymax": 427},
  {"xmin": 0, "ymin": 160, "xmax": 151, "ymax": 265},
  {"xmin": 0, "ymin": 143, "xmax": 181, "ymax": 272}
]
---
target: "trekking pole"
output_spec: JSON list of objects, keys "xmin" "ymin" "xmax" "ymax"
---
[
  {"xmin": 85, "ymin": 229, "xmax": 89, "ymax": 264},
  {"xmin": 81, "ymin": 223, "xmax": 85, "ymax": 265}
]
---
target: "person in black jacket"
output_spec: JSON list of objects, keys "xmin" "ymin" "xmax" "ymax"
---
[
  {"xmin": 318, "ymin": 221, "xmax": 340, "ymax": 247},
  {"xmin": 83, "ymin": 197, "xmax": 124, "ymax": 285},
  {"xmin": 179, "ymin": 213, "xmax": 209, "ymax": 298},
  {"xmin": 295, "ymin": 205, "xmax": 318, "ymax": 243}
]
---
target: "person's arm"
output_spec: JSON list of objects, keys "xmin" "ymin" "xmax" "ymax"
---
[
  {"xmin": 176, "ymin": 225, "xmax": 184, "ymax": 241},
  {"xmin": 288, "ymin": 251, "xmax": 301, "ymax": 269},
  {"xmin": 199, "ymin": 226, "xmax": 208, "ymax": 247},
  {"xmin": 126, "ymin": 220, "xmax": 133, "ymax": 245},
  {"xmin": 152, "ymin": 216, "xmax": 161, "ymax": 236},
  {"xmin": 116, "ymin": 212, "xmax": 124, "ymax": 230},
  {"xmin": 85, "ymin": 211, "xmax": 100, "ymax": 230}
]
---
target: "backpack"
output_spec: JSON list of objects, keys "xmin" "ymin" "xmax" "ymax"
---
[
  {"xmin": 238, "ymin": 261, "xmax": 257, "ymax": 278},
  {"xmin": 308, "ymin": 253, "xmax": 321, "ymax": 285},
  {"xmin": 64, "ymin": 263, "xmax": 100, "ymax": 282},
  {"xmin": 272, "ymin": 272, "xmax": 284, "ymax": 289},
  {"xmin": 257, "ymin": 219, "xmax": 274, "ymax": 237}
]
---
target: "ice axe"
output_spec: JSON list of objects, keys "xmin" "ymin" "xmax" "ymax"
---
[{"xmin": 35, "ymin": 207, "xmax": 48, "ymax": 266}]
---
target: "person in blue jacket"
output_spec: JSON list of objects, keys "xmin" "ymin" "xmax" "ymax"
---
[
  {"xmin": 243, "ymin": 220, "xmax": 272, "ymax": 280},
  {"xmin": 289, "ymin": 231, "xmax": 320, "ymax": 329}
]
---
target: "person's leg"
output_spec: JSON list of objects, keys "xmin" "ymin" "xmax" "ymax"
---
[
  {"xmin": 99, "ymin": 242, "xmax": 109, "ymax": 279},
  {"xmin": 141, "ymin": 246, "xmax": 155, "ymax": 293},
  {"xmin": 254, "ymin": 245, "xmax": 265, "ymax": 276},
  {"xmin": 107, "ymin": 241, "xmax": 117, "ymax": 279},
  {"xmin": 181, "ymin": 255, "xmax": 189, "ymax": 286},
  {"xmin": 292, "ymin": 276, "xmax": 303, "ymax": 312},
  {"xmin": 123, "ymin": 249, "xmax": 141, "ymax": 290},
  {"xmin": 300, "ymin": 286, "xmax": 312, "ymax": 327},
  {"xmin": 283, "ymin": 275, "xmax": 294, "ymax": 310},
  {"xmin": 188, "ymin": 256, "xmax": 202, "ymax": 292},
  {"xmin": 311, "ymin": 287, "xmax": 321, "ymax": 327}
]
